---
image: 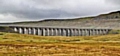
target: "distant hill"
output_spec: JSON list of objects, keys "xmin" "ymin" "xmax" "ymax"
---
[{"xmin": 0, "ymin": 11, "xmax": 120, "ymax": 29}]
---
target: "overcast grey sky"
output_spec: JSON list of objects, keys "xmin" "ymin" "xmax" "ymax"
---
[{"xmin": 0, "ymin": 0, "xmax": 120, "ymax": 23}]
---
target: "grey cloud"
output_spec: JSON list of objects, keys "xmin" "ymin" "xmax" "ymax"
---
[
  {"xmin": 0, "ymin": 0, "xmax": 120, "ymax": 22},
  {"xmin": 0, "ymin": 0, "xmax": 75, "ymax": 19},
  {"xmin": 0, "ymin": 6, "xmax": 74, "ymax": 19},
  {"xmin": 105, "ymin": 0, "xmax": 120, "ymax": 5}
]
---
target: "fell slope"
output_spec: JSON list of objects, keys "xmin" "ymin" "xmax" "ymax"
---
[{"xmin": 0, "ymin": 11, "xmax": 120, "ymax": 29}]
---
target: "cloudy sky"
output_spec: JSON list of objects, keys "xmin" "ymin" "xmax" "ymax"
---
[{"xmin": 0, "ymin": 0, "xmax": 120, "ymax": 23}]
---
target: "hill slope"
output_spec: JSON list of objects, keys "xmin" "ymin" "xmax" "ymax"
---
[{"xmin": 0, "ymin": 11, "xmax": 120, "ymax": 29}]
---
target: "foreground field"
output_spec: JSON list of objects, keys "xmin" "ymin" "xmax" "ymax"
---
[
  {"xmin": 0, "ymin": 32, "xmax": 120, "ymax": 56},
  {"xmin": 0, "ymin": 43, "xmax": 120, "ymax": 56}
]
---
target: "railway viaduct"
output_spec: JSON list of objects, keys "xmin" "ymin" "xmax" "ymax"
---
[{"xmin": 10, "ymin": 26, "xmax": 112, "ymax": 36}]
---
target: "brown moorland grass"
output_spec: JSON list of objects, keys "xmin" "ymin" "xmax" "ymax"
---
[
  {"xmin": 0, "ymin": 43, "xmax": 120, "ymax": 56},
  {"xmin": 0, "ymin": 32, "xmax": 120, "ymax": 56}
]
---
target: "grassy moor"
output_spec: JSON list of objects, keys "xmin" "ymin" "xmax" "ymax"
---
[{"xmin": 0, "ymin": 32, "xmax": 120, "ymax": 56}]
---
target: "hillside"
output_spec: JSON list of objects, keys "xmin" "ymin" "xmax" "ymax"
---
[{"xmin": 0, "ymin": 11, "xmax": 120, "ymax": 29}]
